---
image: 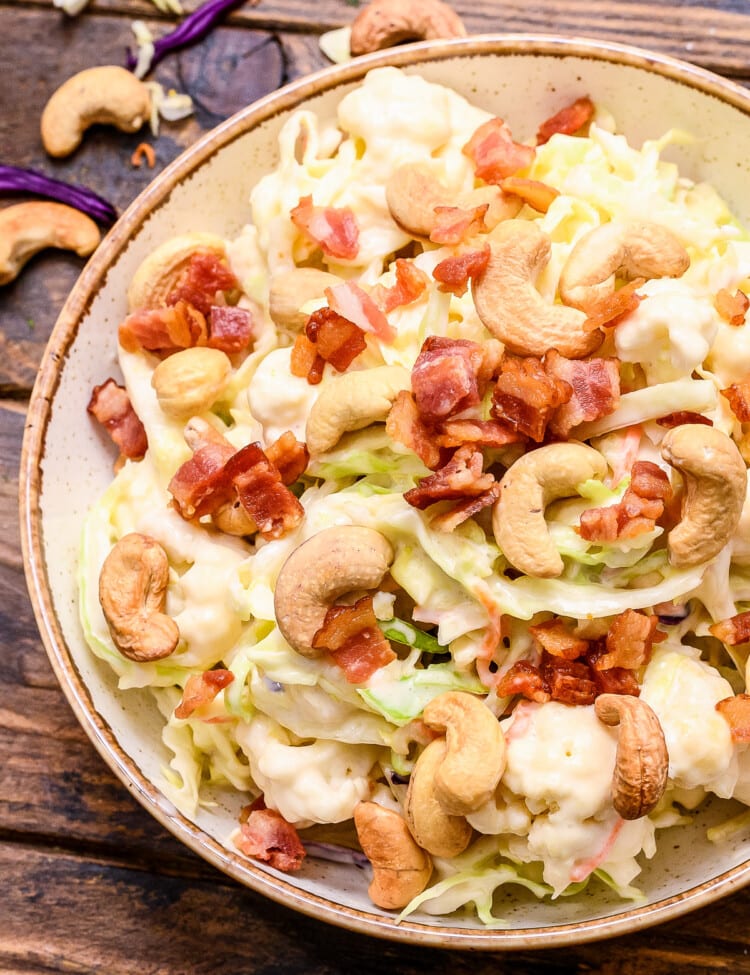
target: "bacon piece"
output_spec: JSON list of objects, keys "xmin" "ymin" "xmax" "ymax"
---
[
  {"xmin": 721, "ymin": 381, "xmax": 750, "ymax": 422},
  {"xmin": 265, "ymin": 431, "xmax": 309, "ymax": 485},
  {"xmin": 326, "ymin": 281, "xmax": 396, "ymax": 343},
  {"xmin": 593, "ymin": 609, "xmax": 663, "ymax": 670},
  {"xmin": 87, "ymin": 378, "xmax": 148, "ymax": 460},
  {"xmin": 545, "ymin": 351, "xmax": 620, "ymax": 438},
  {"xmin": 313, "ymin": 595, "xmax": 379, "ymax": 651},
  {"xmin": 430, "ymin": 482, "xmax": 501, "ymax": 532},
  {"xmin": 500, "ymin": 177, "xmax": 559, "ymax": 213},
  {"xmin": 591, "ymin": 666, "xmax": 641, "ymax": 697},
  {"xmin": 208, "ymin": 305, "xmax": 254, "ymax": 354},
  {"xmin": 629, "ymin": 461, "xmax": 672, "ymax": 502},
  {"xmin": 404, "ymin": 445, "xmax": 495, "ymax": 510},
  {"xmin": 541, "ymin": 652, "xmax": 597, "ymax": 706},
  {"xmin": 463, "ymin": 118, "xmax": 536, "ymax": 183},
  {"xmin": 709, "ymin": 610, "xmax": 750, "ymax": 645},
  {"xmin": 169, "ymin": 441, "xmax": 237, "ymax": 518},
  {"xmin": 434, "ymin": 418, "xmax": 524, "ymax": 449},
  {"xmin": 175, "ymin": 669, "xmax": 234, "ymax": 719},
  {"xmin": 496, "ymin": 661, "xmax": 551, "ymax": 703},
  {"xmin": 290, "ymin": 194, "xmax": 359, "ymax": 260},
  {"xmin": 411, "ymin": 336, "xmax": 488, "ymax": 421},
  {"xmin": 491, "ymin": 354, "xmax": 572, "ymax": 442},
  {"xmin": 312, "ymin": 595, "xmax": 395, "ymax": 683},
  {"xmin": 236, "ymin": 807, "xmax": 306, "ymax": 872},
  {"xmin": 371, "ymin": 259, "xmax": 430, "ymax": 313},
  {"xmin": 119, "ymin": 300, "xmax": 207, "ymax": 354},
  {"xmin": 582, "ymin": 279, "xmax": 644, "ymax": 332},
  {"xmin": 306, "ymin": 307, "xmax": 367, "ymax": 372},
  {"xmin": 715, "ymin": 288, "xmax": 749, "ymax": 326},
  {"xmin": 536, "ymin": 96, "xmax": 595, "ymax": 145},
  {"xmin": 716, "ymin": 694, "xmax": 750, "ymax": 742},
  {"xmin": 290, "ymin": 334, "xmax": 324, "ymax": 383},
  {"xmin": 228, "ymin": 444, "xmax": 304, "ymax": 540},
  {"xmin": 433, "ymin": 244, "xmax": 490, "ymax": 297},
  {"xmin": 429, "ymin": 204, "xmax": 488, "ymax": 245},
  {"xmin": 166, "ymin": 252, "xmax": 239, "ymax": 316},
  {"xmin": 386, "ymin": 390, "xmax": 442, "ymax": 470},
  {"xmin": 579, "ymin": 461, "xmax": 671, "ymax": 542},
  {"xmin": 656, "ymin": 411, "xmax": 713, "ymax": 429},
  {"xmin": 529, "ymin": 619, "xmax": 589, "ymax": 660}
]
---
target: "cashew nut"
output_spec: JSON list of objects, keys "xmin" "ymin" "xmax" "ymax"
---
[
  {"xmin": 127, "ymin": 233, "xmax": 228, "ymax": 312},
  {"xmin": 559, "ymin": 220, "xmax": 690, "ymax": 310},
  {"xmin": 661, "ymin": 423, "xmax": 747, "ymax": 567},
  {"xmin": 473, "ymin": 220, "xmax": 601, "ymax": 358},
  {"xmin": 354, "ymin": 802, "xmax": 433, "ymax": 909},
  {"xmin": 269, "ymin": 268, "xmax": 343, "ymax": 331},
  {"xmin": 273, "ymin": 526, "xmax": 394, "ymax": 656},
  {"xmin": 41, "ymin": 66, "xmax": 152, "ymax": 158},
  {"xmin": 493, "ymin": 443, "xmax": 608, "ymax": 577},
  {"xmin": 0, "ymin": 202, "xmax": 100, "ymax": 285},
  {"xmin": 422, "ymin": 691, "xmax": 506, "ymax": 816},
  {"xmin": 350, "ymin": 0, "xmax": 466, "ymax": 56},
  {"xmin": 595, "ymin": 694, "xmax": 668, "ymax": 820},
  {"xmin": 305, "ymin": 365, "xmax": 411, "ymax": 455},
  {"xmin": 152, "ymin": 347, "xmax": 232, "ymax": 419},
  {"xmin": 98, "ymin": 533, "xmax": 180, "ymax": 662},
  {"xmin": 405, "ymin": 739, "xmax": 473, "ymax": 857}
]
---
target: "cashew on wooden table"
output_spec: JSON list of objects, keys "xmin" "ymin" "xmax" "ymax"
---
[
  {"xmin": 349, "ymin": 0, "xmax": 466, "ymax": 56},
  {"xmin": 0, "ymin": 201, "xmax": 100, "ymax": 285}
]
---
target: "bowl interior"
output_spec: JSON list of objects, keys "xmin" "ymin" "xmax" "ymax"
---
[{"xmin": 22, "ymin": 36, "xmax": 750, "ymax": 948}]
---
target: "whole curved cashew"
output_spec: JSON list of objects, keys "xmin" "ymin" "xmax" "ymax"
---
[
  {"xmin": 273, "ymin": 526, "xmax": 394, "ymax": 656},
  {"xmin": 661, "ymin": 424, "xmax": 747, "ymax": 567},
  {"xmin": 0, "ymin": 202, "xmax": 100, "ymax": 285},
  {"xmin": 422, "ymin": 691, "xmax": 506, "ymax": 816},
  {"xmin": 98, "ymin": 533, "xmax": 180, "ymax": 662},
  {"xmin": 269, "ymin": 268, "xmax": 343, "ymax": 331},
  {"xmin": 405, "ymin": 739, "xmax": 473, "ymax": 858},
  {"xmin": 350, "ymin": 0, "xmax": 466, "ymax": 56},
  {"xmin": 41, "ymin": 66, "xmax": 152, "ymax": 158},
  {"xmin": 595, "ymin": 694, "xmax": 668, "ymax": 820},
  {"xmin": 473, "ymin": 220, "xmax": 601, "ymax": 358},
  {"xmin": 127, "ymin": 233, "xmax": 228, "ymax": 312},
  {"xmin": 305, "ymin": 365, "xmax": 411, "ymax": 455},
  {"xmin": 493, "ymin": 442, "xmax": 608, "ymax": 577},
  {"xmin": 354, "ymin": 801, "xmax": 432, "ymax": 909},
  {"xmin": 559, "ymin": 220, "xmax": 690, "ymax": 310}
]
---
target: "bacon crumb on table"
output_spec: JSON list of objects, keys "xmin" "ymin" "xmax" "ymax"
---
[{"xmin": 87, "ymin": 378, "xmax": 148, "ymax": 460}]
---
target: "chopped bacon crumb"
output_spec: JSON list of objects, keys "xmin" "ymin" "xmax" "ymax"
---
[
  {"xmin": 430, "ymin": 482, "xmax": 501, "ymax": 532},
  {"xmin": 429, "ymin": 203, "xmax": 489, "ymax": 245},
  {"xmin": 290, "ymin": 334, "xmax": 324, "ymax": 383},
  {"xmin": 541, "ymin": 652, "xmax": 597, "ymax": 706},
  {"xmin": 208, "ymin": 305, "xmax": 254, "ymax": 354},
  {"xmin": 491, "ymin": 354, "xmax": 572, "ymax": 442},
  {"xmin": 229, "ymin": 444, "xmax": 305, "ymax": 540},
  {"xmin": 591, "ymin": 666, "xmax": 641, "ymax": 697},
  {"xmin": 313, "ymin": 595, "xmax": 395, "ymax": 683},
  {"xmin": 236, "ymin": 807, "xmax": 306, "ymax": 872},
  {"xmin": 579, "ymin": 461, "xmax": 672, "ymax": 542},
  {"xmin": 265, "ymin": 430, "xmax": 309, "ymax": 485},
  {"xmin": 716, "ymin": 694, "xmax": 750, "ymax": 742},
  {"xmin": 432, "ymin": 245, "xmax": 490, "ymax": 297},
  {"xmin": 582, "ymin": 279, "xmax": 644, "ymax": 332},
  {"xmin": 386, "ymin": 390, "xmax": 442, "ymax": 470},
  {"xmin": 593, "ymin": 609, "xmax": 664, "ymax": 670},
  {"xmin": 371, "ymin": 258, "xmax": 430, "ymax": 313},
  {"xmin": 721, "ymin": 381, "xmax": 750, "ymax": 422},
  {"xmin": 500, "ymin": 177, "xmax": 559, "ymax": 213},
  {"xmin": 290, "ymin": 194, "xmax": 359, "ymax": 260},
  {"xmin": 529, "ymin": 619, "xmax": 589, "ymax": 660},
  {"xmin": 404, "ymin": 445, "xmax": 495, "ymax": 510},
  {"xmin": 313, "ymin": 595, "xmax": 379, "ymax": 651},
  {"xmin": 463, "ymin": 118, "xmax": 536, "ymax": 183},
  {"xmin": 306, "ymin": 307, "xmax": 367, "ymax": 373},
  {"xmin": 536, "ymin": 96, "xmax": 595, "ymax": 145},
  {"xmin": 87, "ymin": 378, "xmax": 148, "ymax": 460},
  {"xmin": 656, "ymin": 411, "xmax": 713, "ymax": 429},
  {"xmin": 434, "ymin": 418, "xmax": 524, "ymax": 449},
  {"xmin": 326, "ymin": 281, "xmax": 396, "ymax": 343},
  {"xmin": 411, "ymin": 336, "xmax": 487, "ymax": 421},
  {"xmin": 167, "ymin": 252, "xmax": 240, "ymax": 317},
  {"xmin": 715, "ymin": 288, "xmax": 749, "ymax": 326},
  {"xmin": 709, "ymin": 610, "xmax": 750, "ymax": 645},
  {"xmin": 119, "ymin": 301, "xmax": 208, "ymax": 355},
  {"xmin": 175, "ymin": 669, "xmax": 234, "ymax": 719},
  {"xmin": 496, "ymin": 661, "xmax": 551, "ymax": 703},
  {"xmin": 545, "ymin": 351, "xmax": 620, "ymax": 438}
]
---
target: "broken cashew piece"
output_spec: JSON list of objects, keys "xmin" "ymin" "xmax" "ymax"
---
[
  {"xmin": 354, "ymin": 802, "xmax": 432, "ymax": 909},
  {"xmin": 127, "ymin": 233, "xmax": 228, "ymax": 312},
  {"xmin": 41, "ymin": 66, "xmax": 152, "ymax": 158},
  {"xmin": 305, "ymin": 365, "xmax": 411, "ymax": 455},
  {"xmin": 493, "ymin": 442, "xmax": 608, "ymax": 578},
  {"xmin": 269, "ymin": 268, "xmax": 343, "ymax": 331},
  {"xmin": 422, "ymin": 691, "xmax": 506, "ymax": 816},
  {"xmin": 0, "ymin": 201, "xmax": 100, "ymax": 285},
  {"xmin": 405, "ymin": 739, "xmax": 473, "ymax": 858},
  {"xmin": 473, "ymin": 220, "xmax": 601, "ymax": 358},
  {"xmin": 595, "ymin": 694, "xmax": 668, "ymax": 820},
  {"xmin": 98, "ymin": 533, "xmax": 180, "ymax": 662},
  {"xmin": 350, "ymin": 0, "xmax": 466, "ymax": 56},
  {"xmin": 661, "ymin": 423, "xmax": 747, "ymax": 567},
  {"xmin": 273, "ymin": 526, "xmax": 394, "ymax": 656},
  {"xmin": 559, "ymin": 220, "xmax": 690, "ymax": 309}
]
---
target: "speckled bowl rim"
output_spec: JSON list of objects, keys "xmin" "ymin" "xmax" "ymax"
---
[{"xmin": 19, "ymin": 33, "xmax": 750, "ymax": 950}]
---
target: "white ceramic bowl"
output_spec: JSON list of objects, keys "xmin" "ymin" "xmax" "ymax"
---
[{"xmin": 20, "ymin": 35, "xmax": 750, "ymax": 949}]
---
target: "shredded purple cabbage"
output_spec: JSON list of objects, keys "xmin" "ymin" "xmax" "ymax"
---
[
  {"xmin": 0, "ymin": 165, "xmax": 117, "ymax": 225},
  {"xmin": 126, "ymin": 0, "xmax": 248, "ymax": 73},
  {"xmin": 657, "ymin": 602, "xmax": 690, "ymax": 626},
  {"xmin": 304, "ymin": 841, "xmax": 369, "ymax": 869}
]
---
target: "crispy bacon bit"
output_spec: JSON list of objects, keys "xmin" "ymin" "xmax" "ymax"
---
[
  {"xmin": 435, "ymin": 418, "xmax": 524, "ymax": 449},
  {"xmin": 386, "ymin": 390, "xmax": 442, "ymax": 470},
  {"xmin": 491, "ymin": 354, "xmax": 572, "ymax": 442},
  {"xmin": 721, "ymin": 381, "xmax": 750, "ymax": 422},
  {"xmin": 582, "ymin": 279, "xmax": 644, "ymax": 333},
  {"xmin": 579, "ymin": 461, "xmax": 672, "ymax": 541},
  {"xmin": 290, "ymin": 334, "xmax": 323, "ymax": 383},
  {"xmin": 500, "ymin": 177, "xmax": 559, "ymax": 213},
  {"xmin": 593, "ymin": 609, "xmax": 663, "ymax": 670},
  {"xmin": 412, "ymin": 336, "xmax": 487, "ymax": 420},
  {"xmin": 208, "ymin": 305, "xmax": 254, "ymax": 354},
  {"xmin": 236, "ymin": 807, "xmax": 306, "ymax": 872},
  {"xmin": 87, "ymin": 378, "xmax": 148, "ymax": 460},
  {"xmin": 629, "ymin": 461, "xmax": 672, "ymax": 502},
  {"xmin": 433, "ymin": 244, "xmax": 490, "ymax": 297},
  {"xmin": 536, "ymin": 96, "xmax": 595, "ymax": 145},
  {"xmin": 541, "ymin": 652, "xmax": 597, "ymax": 706},
  {"xmin": 716, "ymin": 694, "xmax": 750, "ymax": 742},
  {"xmin": 372, "ymin": 258, "xmax": 430, "ymax": 313},
  {"xmin": 229, "ymin": 444, "xmax": 304, "ymax": 540},
  {"xmin": 306, "ymin": 307, "xmax": 367, "ymax": 372},
  {"xmin": 290, "ymin": 194, "xmax": 359, "ymax": 261},
  {"xmin": 545, "ymin": 351, "xmax": 620, "ymax": 438},
  {"xmin": 265, "ymin": 430, "xmax": 309, "ymax": 485},
  {"xmin": 119, "ymin": 301, "xmax": 208, "ymax": 355},
  {"xmin": 709, "ymin": 610, "xmax": 750, "ymax": 645},
  {"xmin": 656, "ymin": 411, "xmax": 713, "ymax": 429},
  {"xmin": 430, "ymin": 482, "xmax": 501, "ymax": 532},
  {"xmin": 463, "ymin": 118, "xmax": 536, "ymax": 183},
  {"xmin": 529, "ymin": 619, "xmax": 589, "ymax": 660},
  {"xmin": 496, "ymin": 661, "xmax": 551, "ymax": 703},
  {"xmin": 591, "ymin": 666, "xmax": 641, "ymax": 697},
  {"xmin": 168, "ymin": 441, "xmax": 237, "ymax": 519},
  {"xmin": 313, "ymin": 595, "xmax": 395, "ymax": 683},
  {"xmin": 430, "ymin": 203, "xmax": 489, "ymax": 245},
  {"xmin": 175, "ymin": 669, "xmax": 234, "ymax": 719},
  {"xmin": 326, "ymin": 281, "xmax": 396, "ymax": 343},
  {"xmin": 405, "ymin": 445, "xmax": 495, "ymax": 510},
  {"xmin": 313, "ymin": 595, "xmax": 378, "ymax": 651},
  {"xmin": 167, "ymin": 252, "xmax": 240, "ymax": 317},
  {"xmin": 715, "ymin": 288, "xmax": 750, "ymax": 326}
]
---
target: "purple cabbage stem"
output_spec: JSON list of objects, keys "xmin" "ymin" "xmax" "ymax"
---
[{"xmin": 0, "ymin": 165, "xmax": 117, "ymax": 225}]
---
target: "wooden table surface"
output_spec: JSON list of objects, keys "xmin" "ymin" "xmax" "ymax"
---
[{"xmin": 4, "ymin": 1, "xmax": 750, "ymax": 971}]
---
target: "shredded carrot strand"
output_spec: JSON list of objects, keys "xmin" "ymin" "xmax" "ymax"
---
[{"xmin": 131, "ymin": 143, "xmax": 156, "ymax": 169}]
